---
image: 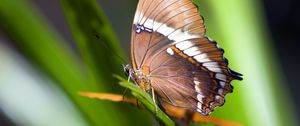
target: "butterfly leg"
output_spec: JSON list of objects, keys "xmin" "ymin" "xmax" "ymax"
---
[
  {"xmin": 151, "ymin": 87, "xmax": 158, "ymax": 113},
  {"xmin": 127, "ymin": 72, "xmax": 131, "ymax": 82}
]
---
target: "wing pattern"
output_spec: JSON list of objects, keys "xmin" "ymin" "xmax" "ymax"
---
[{"xmin": 131, "ymin": 0, "xmax": 205, "ymax": 69}]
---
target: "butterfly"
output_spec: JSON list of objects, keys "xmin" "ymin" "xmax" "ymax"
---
[{"xmin": 123, "ymin": 0, "xmax": 242, "ymax": 116}]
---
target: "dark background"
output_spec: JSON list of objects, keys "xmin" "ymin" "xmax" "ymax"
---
[
  {"xmin": 262, "ymin": 0, "xmax": 300, "ymax": 118},
  {"xmin": 0, "ymin": 0, "xmax": 299, "ymax": 125}
]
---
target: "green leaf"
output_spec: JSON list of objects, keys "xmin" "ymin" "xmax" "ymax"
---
[
  {"xmin": 0, "ymin": 0, "xmax": 103, "ymax": 125},
  {"xmin": 60, "ymin": 0, "xmax": 154, "ymax": 125},
  {"xmin": 60, "ymin": 0, "xmax": 127, "ymax": 91},
  {"xmin": 114, "ymin": 75, "xmax": 175, "ymax": 126}
]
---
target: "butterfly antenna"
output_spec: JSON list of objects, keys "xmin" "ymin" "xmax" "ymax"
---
[{"xmin": 94, "ymin": 33, "xmax": 128, "ymax": 64}]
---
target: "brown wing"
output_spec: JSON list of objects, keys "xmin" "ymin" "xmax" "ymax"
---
[
  {"xmin": 130, "ymin": 0, "xmax": 242, "ymax": 115},
  {"xmin": 130, "ymin": 0, "xmax": 205, "ymax": 70},
  {"xmin": 148, "ymin": 37, "xmax": 242, "ymax": 115}
]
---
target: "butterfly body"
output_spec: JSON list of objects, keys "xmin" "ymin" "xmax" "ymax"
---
[
  {"xmin": 126, "ymin": 0, "xmax": 242, "ymax": 116},
  {"xmin": 124, "ymin": 65, "xmax": 152, "ymax": 92}
]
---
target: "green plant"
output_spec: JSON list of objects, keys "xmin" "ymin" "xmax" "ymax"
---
[{"xmin": 0, "ymin": 0, "xmax": 297, "ymax": 126}]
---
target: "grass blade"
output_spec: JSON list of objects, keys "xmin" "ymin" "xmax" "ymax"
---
[
  {"xmin": 60, "ymin": 0, "xmax": 154, "ymax": 125},
  {"xmin": 114, "ymin": 75, "xmax": 175, "ymax": 126}
]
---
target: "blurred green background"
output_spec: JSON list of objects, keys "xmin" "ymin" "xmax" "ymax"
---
[{"xmin": 0, "ymin": 0, "xmax": 299, "ymax": 126}]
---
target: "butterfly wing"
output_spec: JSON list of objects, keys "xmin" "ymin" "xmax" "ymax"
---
[
  {"xmin": 148, "ymin": 37, "xmax": 242, "ymax": 115},
  {"xmin": 130, "ymin": 0, "xmax": 205, "ymax": 69},
  {"xmin": 130, "ymin": 0, "xmax": 242, "ymax": 115}
]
